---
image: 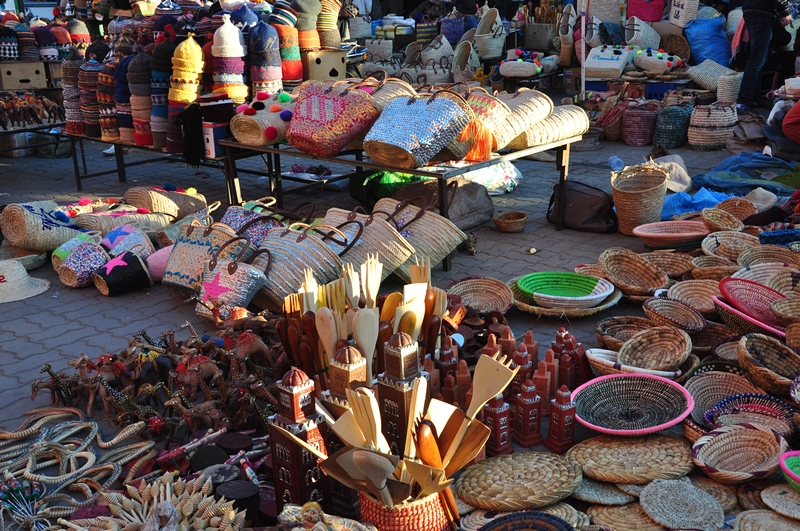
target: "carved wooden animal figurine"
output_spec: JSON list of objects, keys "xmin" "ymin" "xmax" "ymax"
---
[
  {"xmin": 233, "ymin": 331, "xmax": 274, "ymax": 368},
  {"xmin": 162, "ymin": 397, "xmax": 222, "ymax": 431},
  {"xmin": 31, "ymin": 379, "xmax": 59, "ymax": 405},
  {"xmin": 67, "ymin": 353, "xmax": 105, "ymax": 417},
  {"xmin": 40, "ymin": 363, "xmax": 74, "ymax": 407}
]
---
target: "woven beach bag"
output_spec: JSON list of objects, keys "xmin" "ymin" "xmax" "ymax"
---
[
  {"xmin": 420, "ymin": 35, "xmax": 454, "ymax": 65},
  {"xmin": 625, "ymin": 16, "xmax": 661, "ymax": 49},
  {"xmin": 493, "ymin": 89, "xmax": 554, "ymax": 150},
  {"xmin": 366, "ymin": 36, "xmax": 393, "ymax": 61},
  {"xmin": 585, "ymin": 16, "xmax": 603, "ymax": 48},
  {"xmin": 508, "ymin": 105, "xmax": 589, "ymax": 150},
  {"xmin": 622, "ymin": 101, "xmax": 662, "ymax": 147},
  {"xmin": 373, "ymin": 197, "xmax": 467, "ymax": 283},
  {"xmin": 590, "ymin": 0, "xmax": 622, "ymax": 23},
  {"xmin": 348, "ymin": 15, "xmax": 373, "ymax": 39},
  {"xmin": 688, "ymin": 103, "xmax": 737, "ymax": 151},
  {"xmin": 52, "ymin": 232, "xmax": 103, "ymax": 271},
  {"xmin": 123, "ymin": 186, "xmax": 207, "ymax": 219},
  {"xmin": 717, "ymin": 72, "xmax": 743, "ymax": 103},
  {"xmin": 669, "ymin": 0, "xmax": 700, "ymax": 28},
  {"xmin": 474, "ymin": 25, "xmax": 506, "ymax": 60},
  {"xmin": 628, "ymin": 0, "xmax": 667, "ymax": 22},
  {"xmin": 0, "ymin": 201, "xmax": 87, "ymax": 252},
  {"xmin": 687, "ymin": 59, "xmax": 734, "ymax": 91},
  {"xmin": 653, "ymin": 102, "xmax": 693, "ymax": 148},
  {"xmin": 459, "ymin": 85, "xmax": 512, "ymax": 156},
  {"xmin": 93, "ymin": 245, "xmax": 153, "ymax": 296},
  {"xmin": 612, "ymin": 163, "xmax": 669, "ymax": 235},
  {"xmin": 156, "ymin": 201, "xmax": 221, "ymax": 248},
  {"xmin": 230, "ymin": 93, "xmax": 296, "ymax": 146},
  {"xmin": 59, "ymin": 241, "xmax": 110, "ymax": 289},
  {"xmin": 358, "ymin": 71, "xmax": 417, "ymax": 111}
]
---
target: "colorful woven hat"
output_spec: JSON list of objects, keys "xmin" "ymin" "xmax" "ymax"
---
[
  {"xmin": 0, "ymin": 260, "xmax": 50, "ymax": 303},
  {"xmin": 297, "ymin": 29, "xmax": 320, "ymax": 51},
  {"xmin": 127, "ymin": 49, "xmax": 153, "ymax": 92},
  {"xmin": 272, "ymin": 23, "xmax": 302, "ymax": 83},
  {"xmin": 85, "ymin": 39, "xmax": 111, "ymax": 61},
  {"xmin": 0, "ymin": 27, "xmax": 18, "ymax": 61},
  {"xmin": 14, "ymin": 23, "xmax": 40, "ymax": 62},
  {"xmin": 230, "ymin": 4, "xmax": 259, "ymax": 33},
  {"xmin": 2, "ymin": 12, "xmax": 20, "ymax": 28},
  {"xmin": 32, "ymin": 26, "xmax": 58, "ymax": 61},
  {"xmin": 155, "ymin": 0, "xmax": 182, "ymax": 16},
  {"xmin": 98, "ymin": 60, "xmax": 120, "ymax": 142},
  {"xmin": 150, "ymin": 25, "xmax": 176, "ymax": 70},
  {"xmin": 51, "ymin": 25, "xmax": 71, "ymax": 44},
  {"xmin": 116, "ymin": 28, "xmax": 137, "ymax": 56},
  {"xmin": 249, "ymin": 21, "xmax": 283, "ymax": 93},
  {"xmin": 66, "ymin": 18, "xmax": 91, "ymax": 43},
  {"xmin": 171, "ymin": 32, "xmax": 204, "ymax": 73},
  {"xmin": 291, "ymin": 0, "xmax": 322, "ymax": 31},
  {"xmin": 153, "ymin": 14, "xmax": 178, "ymax": 37},
  {"xmin": 212, "ymin": 14, "xmax": 246, "ymax": 57}
]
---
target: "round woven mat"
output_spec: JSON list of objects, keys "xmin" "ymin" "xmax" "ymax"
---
[
  {"xmin": 733, "ymin": 509, "xmax": 800, "ymax": 530},
  {"xmin": 456, "ymin": 453, "xmax": 583, "ymax": 511},
  {"xmin": 737, "ymin": 480, "xmax": 782, "ymax": 511},
  {"xmin": 760, "ymin": 484, "xmax": 800, "ymax": 521},
  {"xmin": 565, "ymin": 435, "xmax": 693, "ymax": 485},
  {"xmin": 586, "ymin": 503, "xmax": 665, "ymax": 531},
  {"xmin": 639, "ymin": 478, "xmax": 725, "ymax": 531},
  {"xmin": 616, "ymin": 476, "xmax": 690, "ymax": 497},
  {"xmin": 451, "ymin": 486, "xmax": 476, "ymax": 515},
  {"xmin": 690, "ymin": 476, "xmax": 738, "ymax": 512},
  {"xmin": 577, "ymin": 527, "xmax": 614, "ymax": 531},
  {"xmin": 459, "ymin": 509, "xmax": 510, "ymax": 531},
  {"xmin": 539, "ymin": 502, "xmax": 587, "ymax": 527},
  {"xmin": 571, "ymin": 477, "xmax": 636, "ymax": 505}
]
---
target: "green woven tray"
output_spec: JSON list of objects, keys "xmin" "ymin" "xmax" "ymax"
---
[{"xmin": 517, "ymin": 271, "xmax": 614, "ymax": 309}]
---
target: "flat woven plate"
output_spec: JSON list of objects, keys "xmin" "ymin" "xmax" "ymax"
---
[
  {"xmin": 565, "ymin": 435, "xmax": 693, "ymax": 485},
  {"xmin": 459, "ymin": 509, "xmax": 511, "ymax": 531},
  {"xmin": 508, "ymin": 277, "xmax": 622, "ymax": 318},
  {"xmin": 760, "ymin": 484, "xmax": 800, "ymax": 521},
  {"xmin": 455, "ymin": 453, "xmax": 583, "ymax": 511},
  {"xmin": 450, "ymin": 486, "xmax": 476, "ymax": 516},
  {"xmin": 736, "ymin": 480, "xmax": 783, "ymax": 511},
  {"xmin": 616, "ymin": 476, "xmax": 691, "ymax": 498},
  {"xmin": 539, "ymin": 502, "xmax": 587, "ymax": 527},
  {"xmin": 639, "ymin": 478, "xmax": 725, "ymax": 531},
  {"xmin": 689, "ymin": 476, "xmax": 738, "ymax": 512},
  {"xmin": 586, "ymin": 503, "xmax": 665, "ymax": 531},
  {"xmin": 732, "ymin": 509, "xmax": 800, "ymax": 530},
  {"xmin": 571, "ymin": 477, "xmax": 636, "ymax": 505}
]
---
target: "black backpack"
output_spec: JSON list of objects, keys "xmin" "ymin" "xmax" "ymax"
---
[{"xmin": 547, "ymin": 180, "xmax": 618, "ymax": 233}]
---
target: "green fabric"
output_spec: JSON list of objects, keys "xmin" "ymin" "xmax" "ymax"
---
[{"xmin": 349, "ymin": 170, "xmax": 430, "ymax": 209}]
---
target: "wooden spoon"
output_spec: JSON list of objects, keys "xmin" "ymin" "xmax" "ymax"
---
[
  {"xmin": 315, "ymin": 307, "xmax": 338, "ymax": 360},
  {"xmin": 376, "ymin": 320, "xmax": 393, "ymax": 376},
  {"xmin": 353, "ymin": 450, "xmax": 396, "ymax": 507},
  {"xmin": 437, "ymin": 408, "xmax": 466, "ymax": 459},
  {"xmin": 331, "ymin": 407, "xmax": 367, "ymax": 448},
  {"xmin": 352, "ymin": 308, "xmax": 379, "ymax": 384},
  {"xmin": 397, "ymin": 310, "xmax": 417, "ymax": 338},
  {"xmin": 415, "ymin": 421, "xmax": 460, "ymax": 526},
  {"xmin": 381, "ymin": 292, "xmax": 404, "ymax": 324},
  {"xmin": 443, "ymin": 419, "xmax": 491, "ymax": 478}
]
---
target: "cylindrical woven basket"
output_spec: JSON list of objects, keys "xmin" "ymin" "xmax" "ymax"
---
[
  {"xmin": 93, "ymin": 250, "xmax": 153, "ymax": 296},
  {"xmin": 359, "ymin": 492, "xmax": 449, "ymax": 531},
  {"xmin": 493, "ymin": 211, "xmax": 527, "ymax": 233},
  {"xmin": 640, "ymin": 252, "xmax": 694, "ymax": 278},
  {"xmin": 667, "ymin": 279, "xmax": 721, "ymax": 318},
  {"xmin": 653, "ymin": 103, "xmax": 693, "ymax": 149},
  {"xmin": 625, "ymin": 17, "xmax": 661, "ymax": 49},
  {"xmin": 493, "ymin": 89, "xmax": 554, "ymax": 150},
  {"xmin": 596, "ymin": 316, "xmax": 654, "ymax": 351},
  {"xmin": 58, "ymin": 241, "xmax": 110, "ymax": 288},
  {"xmin": 508, "ymin": 105, "xmax": 589, "ymax": 150},
  {"xmin": 738, "ymin": 333, "xmax": 800, "ymax": 396},
  {"xmin": 0, "ymin": 201, "xmax": 86, "ymax": 252},
  {"xmin": 600, "ymin": 247, "xmax": 669, "ymax": 295},
  {"xmin": 715, "ymin": 198, "xmax": 758, "ymax": 221},
  {"xmin": 123, "ymin": 187, "xmax": 207, "ymax": 219},
  {"xmin": 74, "ymin": 211, "xmax": 173, "ymax": 236},
  {"xmin": 717, "ymin": 72, "xmax": 744, "ymax": 103},
  {"xmin": 611, "ymin": 164, "xmax": 668, "ymax": 235},
  {"xmin": 445, "ymin": 276, "xmax": 513, "ymax": 313},
  {"xmin": 670, "ymin": 0, "xmax": 700, "ymax": 28},
  {"xmin": 691, "ymin": 423, "xmax": 789, "ymax": 484},
  {"xmin": 643, "ymin": 298, "xmax": 708, "ymax": 333},
  {"xmin": 688, "ymin": 103, "xmax": 738, "ymax": 151},
  {"xmin": 687, "ymin": 59, "xmax": 735, "ymax": 91},
  {"xmin": 702, "ymin": 208, "xmax": 745, "ymax": 233},
  {"xmin": 622, "ymin": 103, "xmax": 661, "ymax": 147},
  {"xmin": 618, "ymin": 325, "xmax": 692, "ymax": 371}
]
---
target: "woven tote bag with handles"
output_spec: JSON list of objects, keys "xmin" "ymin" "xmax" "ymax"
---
[
  {"xmin": 157, "ymin": 201, "xmax": 221, "ymax": 248},
  {"xmin": 1, "ymin": 201, "xmax": 87, "ymax": 252},
  {"xmin": 373, "ymin": 196, "xmax": 467, "ymax": 283},
  {"xmin": 687, "ymin": 59, "xmax": 734, "ymax": 91},
  {"xmin": 625, "ymin": 16, "xmax": 661, "ymax": 49},
  {"xmin": 93, "ymin": 243, "xmax": 153, "ymax": 296},
  {"xmin": 493, "ymin": 89, "xmax": 554, "ymax": 150},
  {"xmin": 287, "ymin": 79, "xmax": 380, "ymax": 157},
  {"xmin": 122, "ymin": 186, "xmax": 208, "ymax": 219},
  {"xmin": 74, "ymin": 208, "xmax": 174, "ymax": 236}
]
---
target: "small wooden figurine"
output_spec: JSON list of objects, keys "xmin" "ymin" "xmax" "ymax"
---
[
  {"xmin": 523, "ymin": 330, "xmax": 539, "ymax": 366},
  {"xmin": 441, "ymin": 374, "xmax": 459, "ymax": 405},
  {"xmin": 481, "ymin": 334, "xmax": 501, "ymax": 358},
  {"xmin": 558, "ymin": 354, "xmax": 576, "ymax": 391},
  {"xmin": 455, "ymin": 360, "xmax": 471, "ymax": 407},
  {"xmin": 435, "ymin": 335, "xmax": 459, "ymax": 386},
  {"xmin": 543, "ymin": 350, "xmax": 559, "ymax": 402},
  {"xmin": 551, "ymin": 328, "xmax": 591, "ymax": 386},
  {"xmin": 499, "ymin": 326, "xmax": 516, "ymax": 357},
  {"xmin": 543, "ymin": 385, "xmax": 577, "ymax": 454}
]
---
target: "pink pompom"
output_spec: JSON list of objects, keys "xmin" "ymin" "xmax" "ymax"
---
[
  {"xmin": 236, "ymin": 103, "xmax": 249, "ymax": 113},
  {"xmin": 257, "ymin": 92, "xmax": 270, "ymax": 100},
  {"xmin": 136, "ymin": 207, "xmax": 150, "ymax": 214},
  {"xmin": 79, "ymin": 197, "xmax": 92, "ymax": 206},
  {"xmin": 265, "ymin": 126, "xmax": 278, "ymax": 141},
  {"xmin": 515, "ymin": 49, "xmax": 522, "ymax": 56}
]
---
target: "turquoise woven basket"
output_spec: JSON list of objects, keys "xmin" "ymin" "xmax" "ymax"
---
[{"xmin": 517, "ymin": 271, "xmax": 615, "ymax": 309}]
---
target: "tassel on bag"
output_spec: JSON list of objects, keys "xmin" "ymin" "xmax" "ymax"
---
[{"xmin": 461, "ymin": 119, "xmax": 493, "ymax": 161}]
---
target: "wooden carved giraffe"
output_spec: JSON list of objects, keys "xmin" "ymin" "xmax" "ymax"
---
[
  {"xmin": 40, "ymin": 363, "xmax": 74, "ymax": 407},
  {"xmin": 67, "ymin": 353, "xmax": 105, "ymax": 418},
  {"xmin": 194, "ymin": 366, "xmax": 221, "ymax": 402}
]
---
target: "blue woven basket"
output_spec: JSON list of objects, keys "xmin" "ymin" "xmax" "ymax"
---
[
  {"xmin": 759, "ymin": 229, "xmax": 800, "ymax": 246},
  {"xmin": 653, "ymin": 103, "xmax": 693, "ymax": 148}
]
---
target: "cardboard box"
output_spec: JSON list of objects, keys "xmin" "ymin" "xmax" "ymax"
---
[
  {"xmin": 0, "ymin": 132, "xmax": 35, "ymax": 158},
  {"xmin": 523, "ymin": 23, "xmax": 554, "ymax": 51},
  {"xmin": 301, "ymin": 50, "xmax": 347, "ymax": 81},
  {"xmin": 652, "ymin": 22, "xmax": 684, "ymax": 38},
  {"xmin": 0, "ymin": 62, "xmax": 47, "ymax": 90},
  {"xmin": 202, "ymin": 122, "xmax": 230, "ymax": 159},
  {"xmin": 46, "ymin": 62, "xmax": 62, "ymax": 88}
]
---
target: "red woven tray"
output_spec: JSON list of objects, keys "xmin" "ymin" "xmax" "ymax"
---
[{"xmin": 719, "ymin": 278, "xmax": 786, "ymax": 330}]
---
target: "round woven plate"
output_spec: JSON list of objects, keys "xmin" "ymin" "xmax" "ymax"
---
[
  {"xmin": 616, "ymin": 476, "xmax": 691, "ymax": 498},
  {"xmin": 508, "ymin": 278, "xmax": 622, "ymax": 318},
  {"xmin": 571, "ymin": 373, "xmax": 694, "ymax": 436},
  {"xmin": 585, "ymin": 503, "xmax": 664, "ymax": 531},
  {"xmin": 566, "ymin": 435, "xmax": 693, "ymax": 485},
  {"xmin": 733, "ymin": 509, "xmax": 800, "ymax": 531},
  {"xmin": 639, "ymin": 478, "xmax": 725, "ymax": 531},
  {"xmin": 539, "ymin": 502, "xmax": 587, "ymax": 527},
  {"xmin": 684, "ymin": 370, "xmax": 764, "ymax": 426},
  {"xmin": 737, "ymin": 480, "xmax": 783, "ymax": 511},
  {"xmin": 719, "ymin": 278, "xmax": 787, "ymax": 330},
  {"xmin": 460, "ymin": 509, "xmax": 510, "ymax": 531},
  {"xmin": 570, "ymin": 477, "xmax": 636, "ymax": 505},
  {"xmin": 476, "ymin": 510, "xmax": 577, "ymax": 531},
  {"xmin": 445, "ymin": 276, "xmax": 513, "ymax": 314},
  {"xmin": 455, "ymin": 453, "xmax": 583, "ymax": 511},
  {"xmin": 760, "ymin": 484, "xmax": 800, "ymax": 520},
  {"xmin": 517, "ymin": 271, "xmax": 615, "ymax": 309},
  {"xmin": 689, "ymin": 476, "xmax": 738, "ymax": 512}
]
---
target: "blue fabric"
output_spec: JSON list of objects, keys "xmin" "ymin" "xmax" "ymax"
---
[
  {"xmin": 691, "ymin": 151, "xmax": 798, "ymax": 195},
  {"xmin": 462, "ymin": 15, "xmax": 478, "ymax": 32},
  {"xmin": 661, "ymin": 187, "xmax": 733, "ymax": 220},
  {"xmin": 684, "ymin": 16, "xmax": 732, "ymax": 67}
]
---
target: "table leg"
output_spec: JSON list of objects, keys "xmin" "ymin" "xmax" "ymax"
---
[
  {"xmin": 355, "ymin": 150, "xmax": 363, "ymax": 173},
  {"xmin": 71, "ymin": 136, "xmax": 82, "ymax": 191},
  {"xmin": 80, "ymin": 138, "xmax": 87, "ymax": 174},
  {"xmin": 114, "ymin": 144, "xmax": 127, "ymax": 183},
  {"xmin": 438, "ymin": 177, "xmax": 452, "ymax": 271},
  {"xmin": 224, "ymin": 146, "xmax": 243, "ymax": 206},
  {"xmin": 266, "ymin": 151, "xmax": 275, "ymax": 199},
  {"xmin": 274, "ymin": 151, "xmax": 283, "ymax": 209},
  {"xmin": 556, "ymin": 143, "xmax": 570, "ymax": 231}
]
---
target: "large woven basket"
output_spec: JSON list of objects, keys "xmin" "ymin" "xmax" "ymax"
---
[
  {"xmin": 691, "ymin": 423, "xmax": 789, "ymax": 484},
  {"xmin": 704, "ymin": 393, "xmax": 797, "ymax": 439},
  {"xmin": 738, "ymin": 333, "xmax": 800, "ymax": 396},
  {"xmin": 474, "ymin": 25, "xmax": 506, "ymax": 60},
  {"xmin": 123, "ymin": 187, "xmax": 208, "ymax": 219},
  {"xmin": 653, "ymin": 102, "xmax": 693, "ymax": 149},
  {"xmin": 687, "ymin": 59, "xmax": 734, "ymax": 91},
  {"xmin": 585, "ymin": 348, "xmax": 683, "ymax": 379},
  {"xmin": 720, "ymin": 278, "xmax": 786, "ymax": 330},
  {"xmin": 359, "ymin": 492, "xmax": 448, "ymax": 531},
  {"xmin": 0, "ymin": 201, "xmax": 86, "ymax": 252},
  {"xmin": 445, "ymin": 276, "xmax": 513, "ymax": 313},
  {"xmin": 596, "ymin": 316, "xmax": 653, "ymax": 351},
  {"xmin": 493, "ymin": 89, "xmax": 554, "ymax": 150},
  {"xmin": 643, "ymin": 297, "xmax": 708, "ymax": 332},
  {"xmin": 767, "ymin": 269, "xmax": 800, "ymax": 297},
  {"xmin": 572, "ymin": 373, "xmax": 693, "ymax": 436},
  {"xmin": 618, "ymin": 325, "xmax": 692, "ymax": 371},
  {"xmin": 717, "ymin": 72, "xmax": 744, "ymax": 103},
  {"xmin": 702, "ymin": 208, "xmax": 745, "ymax": 233},
  {"xmin": 714, "ymin": 296, "xmax": 786, "ymax": 338},
  {"xmin": 75, "ymin": 211, "xmax": 174, "ymax": 236},
  {"xmin": 688, "ymin": 103, "xmax": 738, "ymax": 151},
  {"xmin": 621, "ymin": 102, "xmax": 661, "ymax": 147},
  {"xmin": 611, "ymin": 164, "xmax": 668, "ymax": 235},
  {"xmin": 685, "ymin": 369, "xmax": 764, "ymax": 426},
  {"xmin": 732, "ymin": 263, "xmax": 799, "ymax": 285},
  {"xmin": 517, "ymin": 271, "xmax": 615, "ymax": 309},
  {"xmin": 640, "ymin": 252, "xmax": 694, "ymax": 278},
  {"xmin": 625, "ymin": 16, "xmax": 661, "ymax": 49},
  {"xmin": 660, "ymin": 33, "xmax": 691, "ymax": 61},
  {"xmin": 738, "ymin": 245, "xmax": 800, "ymax": 268},
  {"xmin": 507, "ymin": 105, "xmax": 589, "ymax": 150},
  {"xmin": 600, "ymin": 247, "xmax": 669, "ymax": 295},
  {"xmin": 691, "ymin": 321, "xmax": 738, "ymax": 356}
]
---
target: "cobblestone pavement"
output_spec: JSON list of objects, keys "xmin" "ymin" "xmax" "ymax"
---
[{"xmin": 0, "ymin": 131, "xmax": 731, "ymax": 435}]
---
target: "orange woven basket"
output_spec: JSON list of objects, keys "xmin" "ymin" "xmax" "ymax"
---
[{"xmin": 359, "ymin": 492, "xmax": 449, "ymax": 531}]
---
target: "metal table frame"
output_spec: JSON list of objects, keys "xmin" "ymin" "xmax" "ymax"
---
[
  {"xmin": 0, "ymin": 122, "xmax": 66, "ymax": 155},
  {"xmin": 219, "ymin": 136, "xmax": 579, "ymax": 230}
]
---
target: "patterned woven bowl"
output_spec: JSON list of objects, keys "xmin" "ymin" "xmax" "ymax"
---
[
  {"xmin": 517, "ymin": 271, "xmax": 615, "ymax": 309},
  {"xmin": 738, "ymin": 333, "xmax": 800, "ymax": 396},
  {"xmin": 585, "ymin": 349, "xmax": 683, "ymax": 380},
  {"xmin": 702, "ymin": 208, "xmax": 745, "ymax": 233},
  {"xmin": 618, "ymin": 326, "xmax": 692, "ymax": 372},
  {"xmin": 445, "ymin": 276, "xmax": 513, "ymax": 314},
  {"xmin": 643, "ymin": 297, "xmax": 708, "ymax": 333},
  {"xmin": 719, "ymin": 278, "xmax": 786, "ymax": 329},
  {"xmin": 701, "ymin": 231, "xmax": 760, "ymax": 261},
  {"xmin": 572, "ymin": 373, "xmax": 694, "ymax": 436},
  {"xmin": 595, "ymin": 316, "xmax": 653, "ymax": 351},
  {"xmin": 703, "ymin": 393, "xmax": 797, "ymax": 440},
  {"xmin": 770, "ymin": 298, "xmax": 800, "ymax": 327},
  {"xmin": 632, "ymin": 220, "xmax": 710, "ymax": 248},
  {"xmin": 780, "ymin": 450, "xmax": 800, "ymax": 492},
  {"xmin": 712, "ymin": 296, "xmax": 785, "ymax": 338}
]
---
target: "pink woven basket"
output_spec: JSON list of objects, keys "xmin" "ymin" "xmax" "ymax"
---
[
  {"xmin": 719, "ymin": 278, "xmax": 786, "ymax": 330},
  {"xmin": 712, "ymin": 296, "xmax": 786, "ymax": 339},
  {"xmin": 627, "ymin": 0, "xmax": 667, "ymax": 22},
  {"xmin": 632, "ymin": 221, "xmax": 709, "ymax": 248},
  {"xmin": 359, "ymin": 492, "xmax": 449, "ymax": 531}
]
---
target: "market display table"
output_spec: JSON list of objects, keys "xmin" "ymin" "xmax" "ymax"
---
[
  {"xmin": 0, "ymin": 121, "xmax": 66, "ymax": 156},
  {"xmin": 219, "ymin": 135, "xmax": 580, "ymax": 231}
]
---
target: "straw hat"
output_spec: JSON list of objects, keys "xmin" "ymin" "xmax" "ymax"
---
[{"xmin": 0, "ymin": 260, "xmax": 50, "ymax": 303}]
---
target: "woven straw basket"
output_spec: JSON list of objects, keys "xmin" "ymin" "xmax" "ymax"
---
[
  {"xmin": 622, "ymin": 102, "xmax": 662, "ymax": 147},
  {"xmin": 612, "ymin": 163, "xmax": 668, "ymax": 235},
  {"xmin": 717, "ymin": 72, "xmax": 744, "ymax": 103},
  {"xmin": 688, "ymin": 103, "xmax": 737, "ymax": 151},
  {"xmin": 0, "ymin": 201, "xmax": 86, "ymax": 252},
  {"xmin": 653, "ymin": 103, "xmax": 693, "ymax": 148},
  {"xmin": 625, "ymin": 17, "xmax": 661, "ymax": 50},
  {"xmin": 687, "ymin": 59, "xmax": 735, "ymax": 91},
  {"xmin": 508, "ymin": 105, "xmax": 589, "ymax": 150},
  {"xmin": 670, "ymin": 0, "xmax": 700, "ymax": 28},
  {"xmin": 474, "ymin": 25, "xmax": 506, "ymax": 60},
  {"xmin": 230, "ymin": 101, "xmax": 296, "ymax": 146},
  {"xmin": 123, "ymin": 187, "xmax": 207, "ymax": 219},
  {"xmin": 359, "ymin": 492, "xmax": 448, "ymax": 531},
  {"xmin": 701, "ymin": 208, "xmax": 745, "ymax": 233},
  {"xmin": 493, "ymin": 89, "xmax": 554, "ymax": 150},
  {"xmin": 75, "ymin": 211, "xmax": 174, "ymax": 236}
]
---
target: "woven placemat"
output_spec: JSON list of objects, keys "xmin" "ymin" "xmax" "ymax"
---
[
  {"xmin": 566, "ymin": 435, "xmax": 693, "ymax": 485},
  {"xmin": 456, "ymin": 453, "xmax": 583, "ymax": 511},
  {"xmin": 586, "ymin": 503, "xmax": 666, "ymax": 531},
  {"xmin": 690, "ymin": 476, "xmax": 738, "ymax": 512},
  {"xmin": 733, "ymin": 509, "xmax": 800, "ymax": 530},
  {"xmin": 760, "ymin": 484, "xmax": 800, "ymax": 521},
  {"xmin": 640, "ymin": 478, "xmax": 725, "ymax": 531},
  {"xmin": 450, "ymin": 486, "xmax": 476, "ymax": 516},
  {"xmin": 577, "ymin": 527, "xmax": 614, "ymax": 531},
  {"xmin": 539, "ymin": 501, "xmax": 587, "ymax": 527},
  {"xmin": 616, "ymin": 476, "xmax": 691, "ymax": 497},
  {"xmin": 737, "ymin": 481, "xmax": 782, "ymax": 511},
  {"xmin": 459, "ymin": 509, "xmax": 510, "ymax": 531},
  {"xmin": 572, "ymin": 477, "xmax": 636, "ymax": 505}
]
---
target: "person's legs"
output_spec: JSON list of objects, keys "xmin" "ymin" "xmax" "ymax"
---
[{"xmin": 738, "ymin": 12, "xmax": 776, "ymax": 108}]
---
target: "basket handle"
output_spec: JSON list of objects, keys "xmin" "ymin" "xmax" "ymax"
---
[
  {"xmin": 429, "ymin": 88, "xmax": 470, "ymax": 106},
  {"xmin": 247, "ymin": 248, "xmax": 272, "ymax": 275},
  {"xmin": 209, "ymin": 235, "xmax": 252, "ymax": 275},
  {"xmin": 384, "ymin": 197, "xmax": 428, "ymax": 230},
  {"xmin": 236, "ymin": 214, "xmax": 285, "ymax": 235},
  {"xmin": 327, "ymin": 220, "xmax": 364, "ymax": 256}
]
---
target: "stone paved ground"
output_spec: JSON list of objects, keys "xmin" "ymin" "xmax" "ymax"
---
[{"xmin": 0, "ymin": 125, "xmax": 731, "ymax": 436}]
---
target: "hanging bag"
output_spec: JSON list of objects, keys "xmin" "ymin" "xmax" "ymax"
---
[
  {"xmin": 441, "ymin": 10, "xmax": 464, "ymax": 45},
  {"xmin": 349, "ymin": 15, "xmax": 373, "ymax": 39},
  {"xmin": 366, "ymin": 36, "xmax": 394, "ymax": 61}
]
